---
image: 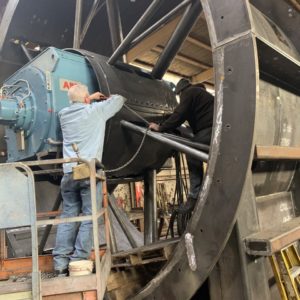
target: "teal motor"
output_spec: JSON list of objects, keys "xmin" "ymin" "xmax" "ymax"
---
[
  {"xmin": 0, "ymin": 47, "xmax": 98, "ymax": 162},
  {"xmin": 0, "ymin": 47, "xmax": 176, "ymax": 176}
]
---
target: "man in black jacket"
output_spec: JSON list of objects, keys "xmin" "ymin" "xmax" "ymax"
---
[{"xmin": 149, "ymin": 78, "xmax": 214, "ymax": 213}]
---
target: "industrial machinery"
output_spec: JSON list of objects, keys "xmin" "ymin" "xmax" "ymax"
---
[
  {"xmin": 0, "ymin": 0, "xmax": 299, "ymax": 299},
  {"xmin": 0, "ymin": 46, "xmax": 177, "ymax": 177}
]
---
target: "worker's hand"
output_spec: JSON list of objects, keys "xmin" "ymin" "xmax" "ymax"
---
[
  {"xmin": 149, "ymin": 122, "xmax": 160, "ymax": 132},
  {"xmin": 89, "ymin": 92, "xmax": 108, "ymax": 101}
]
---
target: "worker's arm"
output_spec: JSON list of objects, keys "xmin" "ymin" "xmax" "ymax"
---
[
  {"xmin": 87, "ymin": 92, "xmax": 107, "ymax": 102},
  {"xmin": 151, "ymin": 92, "xmax": 192, "ymax": 132},
  {"xmin": 92, "ymin": 94, "xmax": 125, "ymax": 120}
]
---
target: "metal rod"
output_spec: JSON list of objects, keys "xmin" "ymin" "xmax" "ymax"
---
[
  {"xmin": 23, "ymin": 158, "xmax": 79, "ymax": 166},
  {"xmin": 121, "ymin": 120, "xmax": 209, "ymax": 162},
  {"xmin": 151, "ymin": 0, "xmax": 202, "ymax": 79},
  {"xmin": 32, "ymin": 169, "xmax": 62, "ymax": 175},
  {"xmin": 161, "ymin": 132, "xmax": 210, "ymax": 152},
  {"xmin": 36, "ymin": 210, "xmax": 105, "ymax": 226},
  {"xmin": 106, "ymin": 0, "xmax": 123, "ymax": 51},
  {"xmin": 38, "ymin": 192, "xmax": 62, "ymax": 254},
  {"xmin": 144, "ymin": 170, "xmax": 157, "ymax": 245},
  {"xmin": 20, "ymin": 44, "xmax": 33, "ymax": 61},
  {"xmin": 88, "ymin": 160, "xmax": 102, "ymax": 299},
  {"xmin": 80, "ymin": 0, "xmax": 105, "ymax": 44},
  {"xmin": 130, "ymin": 0, "xmax": 192, "ymax": 50},
  {"xmin": 108, "ymin": 0, "xmax": 162, "ymax": 64},
  {"xmin": 46, "ymin": 138, "xmax": 62, "ymax": 145},
  {"xmin": 73, "ymin": 0, "xmax": 83, "ymax": 48}
]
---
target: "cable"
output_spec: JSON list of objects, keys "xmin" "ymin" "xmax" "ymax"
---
[
  {"xmin": 105, "ymin": 127, "xmax": 149, "ymax": 173},
  {"xmin": 123, "ymin": 103, "xmax": 149, "ymax": 125}
]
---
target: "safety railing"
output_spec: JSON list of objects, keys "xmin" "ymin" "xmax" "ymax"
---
[{"xmin": 0, "ymin": 157, "xmax": 111, "ymax": 300}]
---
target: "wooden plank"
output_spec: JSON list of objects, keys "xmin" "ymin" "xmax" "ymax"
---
[
  {"xmin": 192, "ymin": 68, "xmax": 214, "ymax": 83},
  {"xmin": 0, "ymin": 291, "xmax": 32, "ymax": 300},
  {"xmin": 245, "ymin": 216, "xmax": 300, "ymax": 256},
  {"xmin": 44, "ymin": 292, "xmax": 97, "ymax": 300},
  {"xmin": 112, "ymin": 239, "xmax": 179, "ymax": 268},
  {"xmin": 0, "ymin": 281, "xmax": 31, "ymax": 295},
  {"xmin": 0, "ymin": 250, "xmax": 106, "ymax": 280},
  {"xmin": 0, "ymin": 230, "xmax": 6, "ymax": 259},
  {"xmin": 112, "ymin": 238, "xmax": 179, "ymax": 259},
  {"xmin": 0, "ymin": 255, "xmax": 54, "ymax": 280},
  {"xmin": 42, "ymin": 275, "xmax": 97, "ymax": 296},
  {"xmin": 36, "ymin": 211, "xmax": 61, "ymax": 218},
  {"xmin": 152, "ymin": 46, "xmax": 211, "ymax": 70},
  {"xmin": 82, "ymin": 291, "xmax": 97, "ymax": 300},
  {"xmin": 255, "ymin": 145, "xmax": 300, "ymax": 160},
  {"xmin": 98, "ymin": 252, "xmax": 112, "ymax": 300},
  {"xmin": 0, "ymin": 291, "xmax": 97, "ymax": 300},
  {"xmin": 186, "ymin": 36, "xmax": 212, "ymax": 51},
  {"xmin": 127, "ymin": 211, "xmax": 144, "ymax": 221},
  {"xmin": 126, "ymin": 16, "xmax": 181, "ymax": 63}
]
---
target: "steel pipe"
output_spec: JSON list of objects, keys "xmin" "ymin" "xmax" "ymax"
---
[
  {"xmin": 161, "ymin": 132, "xmax": 210, "ymax": 152},
  {"xmin": 108, "ymin": 0, "xmax": 162, "ymax": 64},
  {"xmin": 144, "ymin": 169, "xmax": 157, "ymax": 245},
  {"xmin": 106, "ymin": 0, "xmax": 123, "ymax": 51},
  {"xmin": 80, "ymin": 0, "xmax": 104, "ymax": 45},
  {"xmin": 73, "ymin": 0, "xmax": 83, "ymax": 48},
  {"xmin": 121, "ymin": 120, "xmax": 209, "ymax": 162},
  {"xmin": 130, "ymin": 0, "xmax": 192, "ymax": 50},
  {"xmin": 151, "ymin": 0, "xmax": 202, "ymax": 79},
  {"xmin": 20, "ymin": 44, "xmax": 33, "ymax": 61}
]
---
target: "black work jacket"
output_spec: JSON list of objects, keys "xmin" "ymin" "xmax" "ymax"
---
[{"xmin": 159, "ymin": 86, "xmax": 214, "ymax": 134}]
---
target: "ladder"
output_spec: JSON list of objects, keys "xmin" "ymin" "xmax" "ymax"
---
[
  {"xmin": 245, "ymin": 216, "xmax": 300, "ymax": 300},
  {"xmin": 270, "ymin": 244, "xmax": 300, "ymax": 300}
]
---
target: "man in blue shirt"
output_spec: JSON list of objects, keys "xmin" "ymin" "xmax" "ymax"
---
[{"xmin": 53, "ymin": 84, "xmax": 125, "ymax": 275}]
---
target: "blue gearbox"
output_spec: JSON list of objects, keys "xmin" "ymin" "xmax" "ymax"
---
[{"xmin": 0, "ymin": 47, "xmax": 97, "ymax": 161}]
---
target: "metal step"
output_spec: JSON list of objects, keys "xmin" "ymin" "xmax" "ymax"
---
[{"xmin": 245, "ymin": 216, "xmax": 300, "ymax": 256}]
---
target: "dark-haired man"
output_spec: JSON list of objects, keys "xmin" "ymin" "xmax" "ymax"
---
[{"xmin": 149, "ymin": 78, "xmax": 214, "ymax": 213}]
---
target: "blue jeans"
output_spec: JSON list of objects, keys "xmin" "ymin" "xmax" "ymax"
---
[{"xmin": 53, "ymin": 173, "xmax": 102, "ymax": 271}]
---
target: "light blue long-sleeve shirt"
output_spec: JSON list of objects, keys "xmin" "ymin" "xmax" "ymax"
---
[{"xmin": 59, "ymin": 94, "xmax": 125, "ymax": 173}]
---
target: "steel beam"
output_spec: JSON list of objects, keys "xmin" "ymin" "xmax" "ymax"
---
[
  {"xmin": 108, "ymin": 0, "xmax": 162, "ymax": 64},
  {"xmin": 106, "ymin": 0, "xmax": 123, "ymax": 51},
  {"xmin": 20, "ymin": 44, "xmax": 33, "ymax": 61},
  {"xmin": 130, "ymin": 0, "xmax": 192, "ymax": 50},
  {"xmin": 186, "ymin": 36, "xmax": 212, "ymax": 51},
  {"xmin": 151, "ymin": 0, "xmax": 202, "ymax": 79},
  {"xmin": 144, "ymin": 170, "xmax": 157, "ymax": 245},
  {"xmin": 80, "ymin": 0, "xmax": 104, "ymax": 45},
  {"xmin": 73, "ymin": 0, "xmax": 83, "ymax": 48},
  {"xmin": 126, "ymin": 16, "xmax": 180, "ymax": 63},
  {"xmin": 152, "ymin": 46, "xmax": 211, "ymax": 70}
]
